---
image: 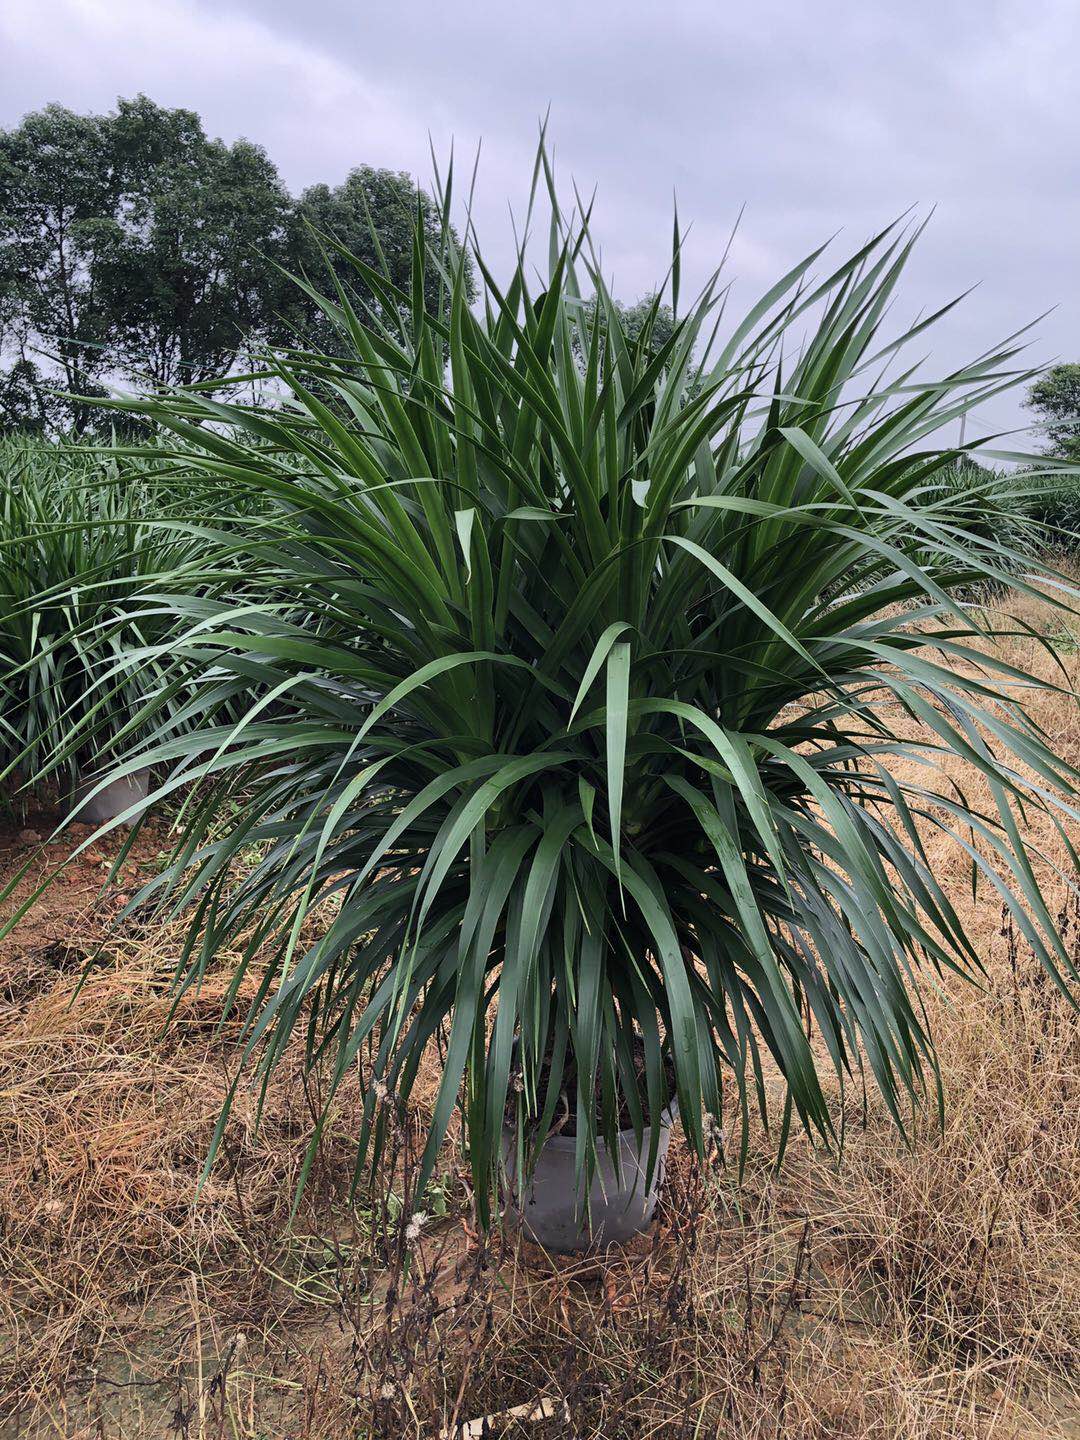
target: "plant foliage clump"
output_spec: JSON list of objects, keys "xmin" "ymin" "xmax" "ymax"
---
[
  {"xmin": 0, "ymin": 437, "xmax": 231, "ymax": 795},
  {"xmin": 77, "ymin": 151, "xmax": 1080, "ymax": 1224}
]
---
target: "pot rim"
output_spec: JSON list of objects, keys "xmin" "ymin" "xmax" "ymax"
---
[{"xmin": 507, "ymin": 1102, "xmax": 678, "ymax": 1153}]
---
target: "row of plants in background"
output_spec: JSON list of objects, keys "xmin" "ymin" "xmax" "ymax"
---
[
  {"xmin": 1, "ymin": 148, "xmax": 1079, "ymax": 1252},
  {"xmin": 1026, "ymin": 464, "xmax": 1080, "ymax": 542},
  {"xmin": 0, "ymin": 435, "xmax": 262, "ymax": 814},
  {"xmin": 940, "ymin": 457, "xmax": 1080, "ymax": 560}
]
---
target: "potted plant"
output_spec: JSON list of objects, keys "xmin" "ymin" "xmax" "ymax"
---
[{"xmin": 69, "ymin": 152, "xmax": 1079, "ymax": 1248}]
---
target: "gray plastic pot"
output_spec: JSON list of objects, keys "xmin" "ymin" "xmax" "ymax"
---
[
  {"xmin": 503, "ymin": 1109, "xmax": 675, "ymax": 1253},
  {"xmin": 68, "ymin": 768, "xmax": 150, "ymax": 825}
]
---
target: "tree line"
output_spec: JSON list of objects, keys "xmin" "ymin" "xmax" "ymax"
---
[
  {"xmin": 3, "ymin": 94, "xmax": 1073, "ymax": 455},
  {"xmin": 0, "ymin": 95, "xmax": 471, "ymax": 433}
]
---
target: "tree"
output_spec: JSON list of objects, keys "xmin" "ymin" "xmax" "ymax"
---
[
  {"xmin": 0, "ymin": 357, "xmax": 56, "ymax": 434},
  {"xmin": 94, "ymin": 97, "xmax": 294, "ymax": 389},
  {"xmin": 616, "ymin": 293, "xmax": 677, "ymax": 353},
  {"xmin": 0, "ymin": 104, "xmax": 116, "ymax": 431},
  {"xmin": 283, "ymin": 167, "xmax": 474, "ymax": 351},
  {"xmin": 1026, "ymin": 363, "xmax": 1080, "ymax": 461},
  {"xmin": 0, "ymin": 97, "xmax": 292, "ymax": 429},
  {"xmin": 573, "ymin": 292, "xmax": 678, "ymax": 368},
  {"xmin": 0, "ymin": 104, "xmax": 477, "ymax": 429}
]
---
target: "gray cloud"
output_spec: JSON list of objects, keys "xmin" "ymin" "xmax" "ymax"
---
[{"xmin": 3, "ymin": 0, "xmax": 1078, "ymax": 439}]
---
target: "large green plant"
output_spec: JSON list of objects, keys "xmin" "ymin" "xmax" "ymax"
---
[
  {"xmin": 0, "ymin": 437, "xmax": 233, "ymax": 796},
  {"xmin": 72, "ymin": 160, "xmax": 1080, "ymax": 1225}
]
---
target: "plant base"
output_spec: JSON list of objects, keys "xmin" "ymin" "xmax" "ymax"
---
[{"xmin": 503, "ymin": 1111, "xmax": 674, "ymax": 1253}]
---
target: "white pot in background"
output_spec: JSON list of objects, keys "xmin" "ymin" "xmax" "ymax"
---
[{"xmin": 69, "ymin": 768, "xmax": 150, "ymax": 825}]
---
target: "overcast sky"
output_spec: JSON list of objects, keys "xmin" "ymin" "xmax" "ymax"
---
[{"xmin": 3, "ymin": 0, "xmax": 1077, "ymax": 442}]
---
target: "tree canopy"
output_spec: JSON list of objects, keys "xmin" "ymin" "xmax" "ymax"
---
[
  {"xmin": 0, "ymin": 98, "xmax": 293, "ymax": 430},
  {"xmin": 1027, "ymin": 363, "xmax": 1080, "ymax": 461},
  {"xmin": 284, "ymin": 166, "xmax": 475, "ymax": 352},
  {"xmin": 0, "ymin": 97, "xmax": 478, "ymax": 433}
]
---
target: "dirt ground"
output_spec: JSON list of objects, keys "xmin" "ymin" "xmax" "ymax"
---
[{"xmin": 1, "ymin": 585, "xmax": 1079, "ymax": 1438}]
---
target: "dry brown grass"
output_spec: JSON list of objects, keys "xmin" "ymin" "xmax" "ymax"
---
[{"xmin": 1, "ymin": 580, "xmax": 1078, "ymax": 1438}]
